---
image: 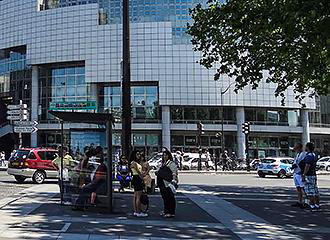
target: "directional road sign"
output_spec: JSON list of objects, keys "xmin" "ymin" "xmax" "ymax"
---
[
  {"xmin": 7, "ymin": 109, "xmax": 28, "ymax": 115},
  {"xmin": 14, "ymin": 121, "xmax": 38, "ymax": 126},
  {"xmin": 14, "ymin": 126, "xmax": 38, "ymax": 133},
  {"xmin": 7, "ymin": 104, "xmax": 28, "ymax": 110},
  {"xmin": 7, "ymin": 115, "xmax": 22, "ymax": 121}
]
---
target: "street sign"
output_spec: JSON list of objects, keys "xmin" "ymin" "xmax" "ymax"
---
[
  {"xmin": 7, "ymin": 115, "xmax": 22, "ymax": 121},
  {"xmin": 49, "ymin": 101, "xmax": 97, "ymax": 111},
  {"xmin": 14, "ymin": 126, "xmax": 38, "ymax": 133},
  {"xmin": 14, "ymin": 121, "xmax": 38, "ymax": 126},
  {"xmin": 7, "ymin": 109, "xmax": 28, "ymax": 115},
  {"xmin": 7, "ymin": 104, "xmax": 28, "ymax": 110}
]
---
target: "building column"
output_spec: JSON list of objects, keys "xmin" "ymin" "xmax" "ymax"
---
[
  {"xmin": 162, "ymin": 106, "xmax": 171, "ymax": 150},
  {"xmin": 30, "ymin": 66, "xmax": 39, "ymax": 147},
  {"xmin": 301, "ymin": 109, "xmax": 310, "ymax": 144},
  {"xmin": 236, "ymin": 107, "xmax": 246, "ymax": 159}
]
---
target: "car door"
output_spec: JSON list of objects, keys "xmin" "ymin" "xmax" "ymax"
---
[{"xmin": 45, "ymin": 151, "xmax": 58, "ymax": 178}]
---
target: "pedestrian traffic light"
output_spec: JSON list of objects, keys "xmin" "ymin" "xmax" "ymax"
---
[
  {"xmin": 242, "ymin": 122, "xmax": 250, "ymax": 135},
  {"xmin": 197, "ymin": 122, "xmax": 204, "ymax": 135}
]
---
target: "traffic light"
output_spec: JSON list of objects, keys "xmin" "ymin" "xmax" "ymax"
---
[
  {"xmin": 197, "ymin": 122, "xmax": 204, "ymax": 135},
  {"xmin": 242, "ymin": 122, "xmax": 250, "ymax": 135}
]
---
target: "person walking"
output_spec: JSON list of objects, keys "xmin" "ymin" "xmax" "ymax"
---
[
  {"xmin": 0, "ymin": 151, "xmax": 5, "ymax": 167},
  {"xmin": 222, "ymin": 150, "xmax": 229, "ymax": 171},
  {"xmin": 300, "ymin": 142, "xmax": 321, "ymax": 212},
  {"xmin": 130, "ymin": 150, "xmax": 148, "ymax": 217},
  {"xmin": 157, "ymin": 148, "xmax": 178, "ymax": 218},
  {"xmin": 291, "ymin": 143, "xmax": 307, "ymax": 208}
]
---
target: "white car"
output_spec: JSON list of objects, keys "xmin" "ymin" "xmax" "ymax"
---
[
  {"xmin": 316, "ymin": 156, "xmax": 330, "ymax": 171},
  {"xmin": 257, "ymin": 157, "xmax": 294, "ymax": 178},
  {"xmin": 182, "ymin": 156, "xmax": 215, "ymax": 170},
  {"xmin": 148, "ymin": 153, "xmax": 181, "ymax": 170}
]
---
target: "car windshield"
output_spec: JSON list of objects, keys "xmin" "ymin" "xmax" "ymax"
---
[
  {"xmin": 9, "ymin": 150, "xmax": 30, "ymax": 160},
  {"xmin": 261, "ymin": 159, "xmax": 276, "ymax": 164},
  {"xmin": 319, "ymin": 159, "xmax": 329, "ymax": 162}
]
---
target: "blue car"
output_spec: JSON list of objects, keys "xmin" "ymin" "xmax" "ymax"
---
[{"xmin": 257, "ymin": 157, "xmax": 294, "ymax": 178}]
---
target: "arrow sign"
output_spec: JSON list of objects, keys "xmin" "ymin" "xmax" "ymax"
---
[
  {"xmin": 14, "ymin": 126, "xmax": 38, "ymax": 133},
  {"xmin": 14, "ymin": 121, "xmax": 38, "ymax": 126},
  {"xmin": 7, "ymin": 115, "xmax": 22, "ymax": 121},
  {"xmin": 7, "ymin": 104, "xmax": 28, "ymax": 110},
  {"xmin": 7, "ymin": 109, "xmax": 28, "ymax": 115}
]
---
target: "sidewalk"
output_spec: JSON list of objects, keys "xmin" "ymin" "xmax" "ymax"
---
[{"xmin": 0, "ymin": 182, "xmax": 315, "ymax": 240}]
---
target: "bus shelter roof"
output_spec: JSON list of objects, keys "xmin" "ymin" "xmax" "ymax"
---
[{"xmin": 48, "ymin": 111, "xmax": 114, "ymax": 124}]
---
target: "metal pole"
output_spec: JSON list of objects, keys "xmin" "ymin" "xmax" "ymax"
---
[
  {"xmin": 198, "ymin": 132, "xmax": 202, "ymax": 171},
  {"xmin": 221, "ymin": 93, "xmax": 224, "ymax": 156},
  {"xmin": 106, "ymin": 120, "xmax": 113, "ymax": 212},
  {"xmin": 246, "ymin": 134, "xmax": 250, "ymax": 172},
  {"xmin": 121, "ymin": 0, "xmax": 131, "ymax": 159},
  {"xmin": 60, "ymin": 121, "xmax": 64, "ymax": 205}
]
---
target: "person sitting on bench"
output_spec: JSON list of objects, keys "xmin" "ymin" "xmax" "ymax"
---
[{"xmin": 72, "ymin": 155, "xmax": 107, "ymax": 211}]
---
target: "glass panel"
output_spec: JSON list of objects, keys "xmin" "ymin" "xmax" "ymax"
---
[
  {"xmin": 56, "ymin": 87, "xmax": 65, "ymax": 97},
  {"xmin": 146, "ymin": 86, "xmax": 157, "ymax": 95},
  {"xmin": 171, "ymin": 107, "xmax": 183, "ymax": 120},
  {"xmin": 171, "ymin": 135, "xmax": 184, "ymax": 145},
  {"xmin": 110, "ymin": 96, "xmax": 121, "ymax": 107},
  {"xmin": 146, "ymin": 134, "xmax": 159, "ymax": 146},
  {"xmin": 67, "ymin": 76, "xmax": 75, "ymax": 85},
  {"xmin": 76, "ymin": 86, "xmax": 87, "ymax": 96},
  {"xmin": 133, "ymin": 96, "xmax": 145, "ymax": 106},
  {"xmin": 66, "ymin": 67, "xmax": 75, "ymax": 75},
  {"xmin": 184, "ymin": 108, "xmax": 196, "ymax": 120},
  {"xmin": 133, "ymin": 134, "xmax": 145, "ymax": 146},
  {"xmin": 66, "ymin": 86, "xmax": 75, "ymax": 96},
  {"xmin": 209, "ymin": 108, "xmax": 220, "ymax": 120},
  {"xmin": 267, "ymin": 111, "xmax": 279, "ymax": 122},
  {"xmin": 185, "ymin": 136, "xmax": 197, "ymax": 146},
  {"xmin": 76, "ymin": 75, "xmax": 85, "ymax": 85},
  {"xmin": 146, "ymin": 96, "xmax": 157, "ymax": 106},
  {"xmin": 111, "ymin": 86, "xmax": 121, "ymax": 95},
  {"xmin": 197, "ymin": 108, "xmax": 209, "ymax": 121},
  {"xmin": 145, "ymin": 107, "xmax": 157, "ymax": 119},
  {"xmin": 133, "ymin": 86, "xmax": 145, "ymax": 95},
  {"xmin": 76, "ymin": 67, "xmax": 85, "ymax": 74}
]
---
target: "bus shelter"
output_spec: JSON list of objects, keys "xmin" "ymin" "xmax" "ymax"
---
[{"xmin": 49, "ymin": 110, "xmax": 115, "ymax": 212}]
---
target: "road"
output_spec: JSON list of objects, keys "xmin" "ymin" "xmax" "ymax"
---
[{"xmin": 0, "ymin": 170, "xmax": 56, "ymax": 201}]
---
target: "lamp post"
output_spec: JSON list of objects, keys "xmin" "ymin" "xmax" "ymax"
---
[
  {"xmin": 121, "ymin": 0, "xmax": 131, "ymax": 158},
  {"xmin": 220, "ymin": 82, "xmax": 235, "ymax": 156}
]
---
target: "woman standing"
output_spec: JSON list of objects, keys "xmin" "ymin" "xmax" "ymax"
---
[
  {"xmin": 141, "ymin": 154, "xmax": 152, "ymax": 193},
  {"xmin": 130, "ymin": 150, "xmax": 148, "ymax": 217},
  {"xmin": 157, "ymin": 149, "xmax": 178, "ymax": 218}
]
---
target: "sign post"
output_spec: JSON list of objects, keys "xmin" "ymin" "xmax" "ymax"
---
[{"xmin": 7, "ymin": 101, "xmax": 37, "ymax": 148}]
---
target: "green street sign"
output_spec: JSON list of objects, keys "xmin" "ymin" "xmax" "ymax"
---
[{"xmin": 49, "ymin": 101, "xmax": 97, "ymax": 111}]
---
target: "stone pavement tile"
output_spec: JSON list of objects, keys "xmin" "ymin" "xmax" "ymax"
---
[
  {"xmin": 66, "ymin": 222, "xmax": 237, "ymax": 240},
  {"xmin": 0, "ymin": 230, "xmax": 60, "ymax": 240}
]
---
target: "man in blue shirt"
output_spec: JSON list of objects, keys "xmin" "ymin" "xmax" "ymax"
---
[{"xmin": 300, "ymin": 142, "xmax": 320, "ymax": 212}]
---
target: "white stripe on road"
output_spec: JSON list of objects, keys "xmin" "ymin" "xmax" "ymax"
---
[
  {"xmin": 60, "ymin": 223, "xmax": 71, "ymax": 233},
  {"xmin": 182, "ymin": 185, "xmax": 301, "ymax": 240}
]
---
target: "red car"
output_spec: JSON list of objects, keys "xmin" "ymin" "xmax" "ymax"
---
[{"xmin": 7, "ymin": 148, "xmax": 58, "ymax": 184}]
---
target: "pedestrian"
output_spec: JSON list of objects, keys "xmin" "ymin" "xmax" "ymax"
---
[
  {"xmin": 141, "ymin": 154, "xmax": 152, "ymax": 193},
  {"xmin": 205, "ymin": 149, "xmax": 210, "ymax": 170},
  {"xmin": 72, "ymin": 154, "xmax": 107, "ymax": 210},
  {"xmin": 130, "ymin": 150, "xmax": 148, "ymax": 217},
  {"xmin": 0, "ymin": 151, "xmax": 5, "ymax": 167},
  {"xmin": 222, "ymin": 150, "xmax": 229, "ymax": 171},
  {"xmin": 300, "ymin": 142, "xmax": 321, "ymax": 212},
  {"xmin": 291, "ymin": 143, "xmax": 307, "ymax": 208},
  {"xmin": 156, "ymin": 148, "xmax": 178, "ymax": 218},
  {"xmin": 52, "ymin": 146, "xmax": 74, "ymax": 205}
]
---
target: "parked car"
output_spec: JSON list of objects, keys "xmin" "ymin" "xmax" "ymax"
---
[
  {"xmin": 148, "ymin": 152, "xmax": 181, "ymax": 170},
  {"xmin": 316, "ymin": 156, "xmax": 330, "ymax": 171},
  {"xmin": 257, "ymin": 157, "xmax": 294, "ymax": 178},
  {"xmin": 250, "ymin": 159, "xmax": 261, "ymax": 170},
  {"xmin": 182, "ymin": 156, "xmax": 215, "ymax": 170},
  {"xmin": 7, "ymin": 148, "xmax": 58, "ymax": 184}
]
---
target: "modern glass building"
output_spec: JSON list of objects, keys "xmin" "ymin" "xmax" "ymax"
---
[{"xmin": 1, "ymin": 0, "xmax": 330, "ymax": 158}]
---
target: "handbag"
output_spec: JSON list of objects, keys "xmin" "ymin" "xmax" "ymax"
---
[{"xmin": 156, "ymin": 165, "xmax": 173, "ymax": 182}]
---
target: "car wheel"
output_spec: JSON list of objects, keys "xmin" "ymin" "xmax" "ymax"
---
[
  {"xmin": 32, "ymin": 170, "xmax": 46, "ymax": 184},
  {"xmin": 277, "ymin": 170, "xmax": 287, "ymax": 179},
  {"xmin": 326, "ymin": 166, "xmax": 330, "ymax": 172},
  {"xmin": 258, "ymin": 171, "xmax": 266, "ymax": 178},
  {"xmin": 14, "ymin": 175, "xmax": 26, "ymax": 183}
]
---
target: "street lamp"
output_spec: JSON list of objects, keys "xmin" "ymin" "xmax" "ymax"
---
[{"xmin": 121, "ymin": 0, "xmax": 131, "ymax": 158}]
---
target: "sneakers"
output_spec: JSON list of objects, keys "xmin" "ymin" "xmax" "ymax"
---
[{"xmin": 136, "ymin": 212, "xmax": 148, "ymax": 217}]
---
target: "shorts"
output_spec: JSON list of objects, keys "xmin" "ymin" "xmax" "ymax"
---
[
  {"xmin": 293, "ymin": 174, "xmax": 304, "ymax": 188},
  {"xmin": 132, "ymin": 175, "xmax": 144, "ymax": 192},
  {"xmin": 304, "ymin": 175, "xmax": 319, "ymax": 197}
]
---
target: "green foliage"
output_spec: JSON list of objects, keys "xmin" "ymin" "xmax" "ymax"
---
[{"xmin": 187, "ymin": 0, "xmax": 329, "ymax": 105}]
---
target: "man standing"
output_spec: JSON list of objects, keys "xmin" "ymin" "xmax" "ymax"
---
[
  {"xmin": 52, "ymin": 146, "xmax": 74, "ymax": 205},
  {"xmin": 300, "ymin": 142, "xmax": 320, "ymax": 212},
  {"xmin": 291, "ymin": 143, "xmax": 306, "ymax": 208}
]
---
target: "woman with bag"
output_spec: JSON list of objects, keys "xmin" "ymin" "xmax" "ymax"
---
[
  {"xmin": 157, "ymin": 148, "xmax": 178, "ymax": 218},
  {"xmin": 130, "ymin": 150, "xmax": 148, "ymax": 217}
]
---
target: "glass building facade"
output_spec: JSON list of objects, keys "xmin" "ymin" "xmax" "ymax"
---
[{"xmin": 0, "ymin": 0, "xmax": 329, "ymax": 158}]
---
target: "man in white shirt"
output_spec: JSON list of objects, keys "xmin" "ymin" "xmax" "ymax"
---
[{"xmin": 291, "ymin": 143, "xmax": 307, "ymax": 208}]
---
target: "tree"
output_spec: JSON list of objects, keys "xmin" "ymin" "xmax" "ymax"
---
[{"xmin": 187, "ymin": 0, "xmax": 329, "ymax": 105}]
